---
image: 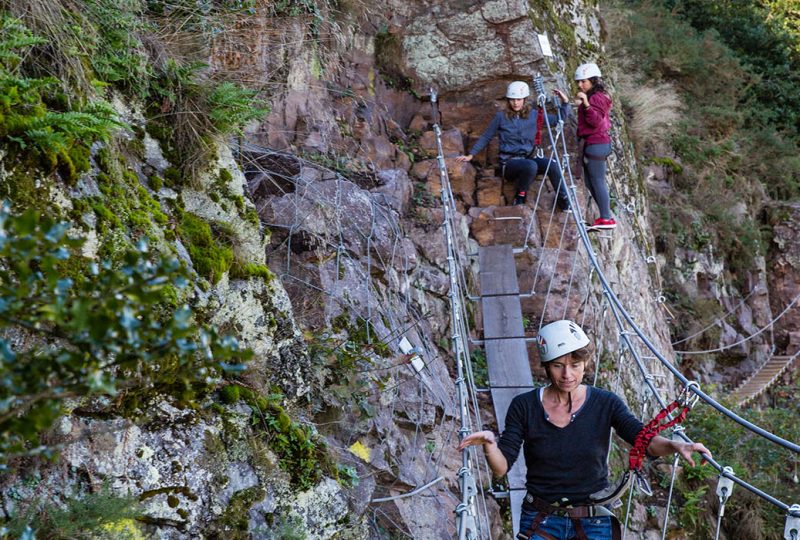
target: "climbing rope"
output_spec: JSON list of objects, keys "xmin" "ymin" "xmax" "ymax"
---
[{"xmin": 629, "ymin": 384, "xmax": 699, "ymax": 472}]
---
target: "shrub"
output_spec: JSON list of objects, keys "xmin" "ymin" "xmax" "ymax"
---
[
  {"xmin": 0, "ymin": 203, "xmax": 250, "ymax": 467},
  {"xmin": 6, "ymin": 485, "xmax": 142, "ymax": 540}
]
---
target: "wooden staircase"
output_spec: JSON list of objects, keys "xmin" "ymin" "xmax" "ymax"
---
[{"xmin": 730, "ymin": 355, "xmax": 799, "ymax": 407}]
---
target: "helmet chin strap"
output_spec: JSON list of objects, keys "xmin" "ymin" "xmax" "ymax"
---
[{"xmin": 568, "ymin": 391, "xmax": 573, "ymax": 413}]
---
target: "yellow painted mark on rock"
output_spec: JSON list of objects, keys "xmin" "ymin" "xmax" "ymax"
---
[
  {"xmin": 101, "ymin": 518, "xmax": 146, "ymax": 540},
  {"xmin": 349, "ymin": 440, "xmax": 371, "ymax": 462}
]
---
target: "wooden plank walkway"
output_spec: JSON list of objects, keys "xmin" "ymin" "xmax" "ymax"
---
[
  {"xmin": 478, "ymin": 244, "xmax": 534, "ymax": 536},
  {"xmin": 730, "ymin": 355, "xmax": 798, "ymax": 407}
]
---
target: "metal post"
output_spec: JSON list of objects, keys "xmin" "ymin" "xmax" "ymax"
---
[
  {"xmin": 714, "ymin": 466, "xmax": 735, "ymax": 540},
  {"xmin": 785, "ymin": 504, "xmax": 800, "ymax": 540}
]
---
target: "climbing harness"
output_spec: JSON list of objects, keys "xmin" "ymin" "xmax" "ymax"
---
[{"xmin": 516, "ymin": 494, "xmax": 622, "ymax": 540}]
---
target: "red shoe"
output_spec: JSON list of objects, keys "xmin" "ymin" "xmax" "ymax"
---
[{"xmin": 591, "ymin": 218, "xmax": 617, "ymax": 230}]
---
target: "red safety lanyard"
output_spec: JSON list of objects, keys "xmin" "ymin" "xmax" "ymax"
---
[{"xmin": 629, "ymin": 399, "xmax": 691, "ymax": 471}]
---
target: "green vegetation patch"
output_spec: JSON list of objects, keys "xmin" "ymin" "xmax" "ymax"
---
[
  {"xmin": 177, "ymin": 212, "xmax": 234, "ymax": 284},
  {"xmin": 0, "ymin": 205, "xmax": 251, "ymax": 468},
  {"xmin": 0, "ymin": 15, "xmax": 123, "ymax": 195},
  {"xmin": 219, "ymin": 385, "xmax": 333, "ymax": 491},
  {"xmin": 663, "ymin": 400, "xmax": 800, "ymax": 539},
  {"xmin": 5, "ymin": 485, "xmax": 142, "ymax": 540}
]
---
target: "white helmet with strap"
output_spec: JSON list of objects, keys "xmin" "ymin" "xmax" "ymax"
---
[
  {"xmin": 506, "ymin": 81, "xmax": 530, "ymax": 99},
  {"xmin": 574, "ymin": 62, "xmax": 602, "ymax": 80},
  {"xmin": 536, "ymin": 320, "xmax": 590, "ymax": 362}
]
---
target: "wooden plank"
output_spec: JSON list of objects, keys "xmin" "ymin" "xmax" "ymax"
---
[
  {"xmin": 485, "ymin": 339, "xmax": 534, "ymax": 389},
  {"xmin": 478, "ymin": 244, "xmax": 531, "ymax": 537},
  {"xmin": 479, "ymin": 245, "xmax": 519, "ymax": 296},
  {"xmin": 482, "ymin": 296, "xmax": 525, "ymax": 338},
  {"xmin": 490, "ymin": 387, "xmax": 534, "ymax": 433},
  {"xmin": 732, "ymin": 355, "xmax": 797, "ymax": 406}
]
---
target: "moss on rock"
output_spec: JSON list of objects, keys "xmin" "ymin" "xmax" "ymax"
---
[{"xmin": 176, "ymin": 212, "xmax": 233, "ymax": 284}]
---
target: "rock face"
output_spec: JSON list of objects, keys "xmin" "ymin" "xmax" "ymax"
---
[
  {"xmin": 6, "ymin": 0, "xmax": 798, "ymax": 538},
  {"xmin": 767, "ymin": 202, "xmax": 800, "ymax": 354},
  {"xmin": 401, "ymin": 0, "xmax": 545, "ymax": 89}
]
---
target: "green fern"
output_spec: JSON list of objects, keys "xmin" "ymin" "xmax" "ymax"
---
[
  {"xmin": 0, "ymin": 15, "xmax": 46, "ymax": 70},
  {"xmin": 207, "ymin": 81, "xmax": 269, "ymax": 136},
  {"xmin": 0, "ymin": 18, "xmax": 125, "ymax": 161}
]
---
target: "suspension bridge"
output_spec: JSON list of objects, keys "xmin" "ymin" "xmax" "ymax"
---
[
  {"xmin": 427, "ymin": 76, "xmax": 800, "ymax": 540},
  {"xmin": 233, "ymin": 71, "xmax": 800, "ymax": 538}
]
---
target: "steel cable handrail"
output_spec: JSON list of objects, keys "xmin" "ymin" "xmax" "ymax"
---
[
  {"xmin": 674, "ymin": 293, "xmax": 800, "ymax": 354},
  {"xmin": 670, "ymin": 286, "xmax": 765, "ymax": 346},
  {"xmin": 430, "ymin": 89, "xmax": 492, "ymax": 539}
]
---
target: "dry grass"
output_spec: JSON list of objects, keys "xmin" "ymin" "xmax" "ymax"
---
[
  {"xmin": 617, "ymin": 74, "xmax": 683, "ymax": 151},
  {"xmin": 3, "ymin": 0, "xmax": 96, "ymax": 96}
]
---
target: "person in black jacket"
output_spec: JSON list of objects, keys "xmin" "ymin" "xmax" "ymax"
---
[
  {"xmin": 458, "ymin": 320, "xmax": 711, "ymax": 540},
  {"xmin": 457, "ymin": 81, "xmax": 571, "ymax": 208}
]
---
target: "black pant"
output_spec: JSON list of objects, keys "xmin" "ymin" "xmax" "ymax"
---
[{"xmin": 503, "ymin": 157, "xmax": 569, "ymax": 210}]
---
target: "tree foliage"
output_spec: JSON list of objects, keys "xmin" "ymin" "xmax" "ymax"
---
[
  {"xmin": 0, "ymin": 203, "xmax": 250, "ymax": 468},
  {"xmin": 661, "ymin": 0, "xmax": 800, "ymax": 135},
  {"xmin": 614, "ymin": 0, "xmax": 800, "ymax": 201}
]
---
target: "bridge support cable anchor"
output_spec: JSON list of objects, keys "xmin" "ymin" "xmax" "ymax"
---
[
  {"xmin": 714, "ymin": 466, "xmax": 736, "ymax": 540},
  {"xmin": 786, "ymin": 504, "xmax": 800, "ymax": 540}
]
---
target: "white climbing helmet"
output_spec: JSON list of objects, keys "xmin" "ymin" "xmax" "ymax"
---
[
  {"xmin": 574, "ymin": 62, "xmax": 602, "ymax": 80},
  {"xmin": 506, "ymin": 81, "xmax": 530, "ymax": 99},
  {"xmin": 536, "ymin": 320, "xmax": 591, "ymax": 363}
]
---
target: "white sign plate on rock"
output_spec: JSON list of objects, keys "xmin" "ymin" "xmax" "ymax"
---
[{"xmin": 538, "ymin": 33, "xmax": 553, "ymax": 57}]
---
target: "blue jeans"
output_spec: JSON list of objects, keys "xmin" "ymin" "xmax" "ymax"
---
[{"xmin": 518, "ymin": 508, "xmax": 613, "ymax": 540}]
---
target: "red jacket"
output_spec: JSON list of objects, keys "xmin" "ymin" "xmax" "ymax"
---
[{"xmin": 577, "ymin": 91, "xmax": 611, "ymax": 144}]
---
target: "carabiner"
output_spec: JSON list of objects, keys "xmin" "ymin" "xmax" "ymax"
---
[{"xmin": 679, "ymin": 381, "xmax": 701, "ymax": 409}]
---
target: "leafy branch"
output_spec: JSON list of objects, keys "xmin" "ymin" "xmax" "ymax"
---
[{"xmin": 0, "ymin": 202, "xmax": 252, "ymax": 469}]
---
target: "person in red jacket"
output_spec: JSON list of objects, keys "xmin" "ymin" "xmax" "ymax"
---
[{"xmin": 574, "ymin": 63, "xmax": 616, "ymax": 230}]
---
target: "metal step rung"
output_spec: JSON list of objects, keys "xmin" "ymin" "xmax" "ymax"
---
[
  {"xmin": 478, "ymin": 292, "xmax": 526, "ymax": 299},
  {"xmin": 490, "ymin": 216, "xmax": 523, "ymax": 222},
  {"xmin": 477, "ymin": 385, "xmax": 536, "ymax": 392}
]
